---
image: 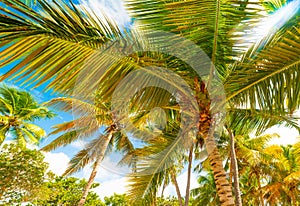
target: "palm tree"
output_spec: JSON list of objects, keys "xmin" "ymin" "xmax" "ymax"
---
[
  {"xmin": 41, "ymin": 97, "xmax": 134, "ymax": 206},
  {"xmin": 262, "ymin": 144, "xmax": 300, "ymax": 206},
  {"xmin": 1, "ymin": 0, "xmax": 300, "ymax": 205},
  {"xmin": 0, "ymin": 85, "xmax": 54, "ymax": 146},
  {"xmin": 190, "ymin": 170, "xmax": 220, "ymax": 206}
]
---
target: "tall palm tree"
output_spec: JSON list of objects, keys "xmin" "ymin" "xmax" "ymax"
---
[
  {"xmin": 0, "ymin": 85, "xmax": 54, "ymax": 146},
  {"xmin": 1, "ymin": 0, "xmax": 300, "ymax": 205}
]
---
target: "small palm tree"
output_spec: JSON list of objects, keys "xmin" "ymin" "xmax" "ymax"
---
[
  {"xmin": 42, "ymin": 97, "xmax": 134, "ymax": 206},
  {"xmin": 262, "ymin": 144, "xmax": 300, "ymax": 206},
  {"xmin": 190, "ymin": 170, "xmax": 220, "ymax": 206},
  {"xmin": 0, "ymin": 85, "xmax": 54, "ymax": 146}
]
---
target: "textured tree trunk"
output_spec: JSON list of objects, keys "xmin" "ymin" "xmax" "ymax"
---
[
  {"xmin": 78, "ymin": 132, "xmax": 113, "ymax": 206},
  {"xmin": 185, "ymin": 144, "xmax": 193, "ymax": 206},
  {"xmin": 205, "ymin": 132, "xmax": 234, "ymax": 206},
  {"xmin": 171, "ymin": 169, "xmax": 183, "ymax": 206},
  {"xmin": 229, "ymin": 156, "xmax": 233, "ymax": 186},
  {"xmin": 228, "ymin": 128, "xmax": 242, "ymax": 206},
  {"xmin": 161, "ymin": 178, "xmax": 168, "ymax": 197},
  {"xmin": 256, "ymin": 173, "xmax": 264, "ymax": 206},
  {"xmin": 290, "ymin": 191, "xmax": 297, "ymax": 206}
]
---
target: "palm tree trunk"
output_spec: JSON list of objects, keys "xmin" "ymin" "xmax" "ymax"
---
[
  {"xmin": 78, "ymin": 132, "xmax": 113, "ymax": 206},
  {"xmin": 171, "ymin": 169, "xmax": 183, "ymax": 206},
  {"xmin": 229, "ymin": 155, "xmax": 233, "ymax": 186},
  {"xmin": 205, "ymin": 132, "xmax": 234, "ymax": 206},
  {"xmin": 290, "ymin": 191, "xmax": 297, "ymax": 206},
  {"xmin": 161, "ymin": 179, "xmax": 167, "ymax": 197},
  {"xmin": 256, "ymin": 173, "xmax": 264, "ymax": 206},
  {"xmin": 228, "ymin": 128, "xmax": 242, "ymax": 206},
  {"xmin": 185, "ymin": 144, "xmax": 193, "ymax": 206}
]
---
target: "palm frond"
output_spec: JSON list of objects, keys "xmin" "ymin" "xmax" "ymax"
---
[
  {"xmin": 231, "ymin": 134, "xmax": 277, "ymax": 169},
  {"xmin": 63, "ymin": 133, "xmax": 111, "ymax": 175},
  {"xmin": 41, "ymin": 129, "xmax": 80, "ymax": 152},
  {"xmin": 46, "ymin": 97, "xmax": 112, "ymax": 127},
  {"xmin": 20, "ymin": 127, "xmax": 39, "ymax": 143},
  {"xmin": 225, "ymin": 20, "xmax": 300, "ymax": 114},
  {"xmin": 22, "ymin": 122, "xmax": 46, "ymax": 138},
  {"xmin": 0, "ymin": 125, "xmax": 9, "ymax": 145},
  {"xmin": 0, "ymin": 0, "xmax": 122, "ymax": 93},
  {"xmin": 226, "ymin": 108, "xmax": 300, "ymax": 135},
  {"xmin": 126, "ymin": 0, "xmax": 264, "ymax": 63},
  {"xmin": 126, "ymin": 123, "xmax": 192, "ymax": 203}
]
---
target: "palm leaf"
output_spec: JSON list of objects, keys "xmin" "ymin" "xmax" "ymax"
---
[
  {"xmin": 225, "ymin": 20, "xmax": 300, "ymax": 114},
  {"xmin": 41, "ymin": 129, "xmax": 81, "ymax": 152},
  {"xmin": 22, "ymin": 122, "xmax": 46, "ymax": 138},
  {"xmin": 63, "ymin": 133, "xmax": 111, "ymax": 175},
  {"xmin": 226, "ymin": 108, "xmax": 300, "ymax": 135},
  {"xmin": 126, "ymin": 123, "xmax": 192, "ymax": 203},
  {"xmin": 0, "ymin": 125, "xmax": 9, "ymax": 145},
  {"xmin": 0, "ymin": 0, "xmax": 121, "ymax": 93},
  {"xmin": 45, "ymin": 97, "xmax": 111, "ymax": 127},
  {"xmin": 20, "ymin": 127, "xmax": 39, "ymax": 144}
]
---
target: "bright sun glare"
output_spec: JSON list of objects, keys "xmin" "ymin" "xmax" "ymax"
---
[
  {"xmin": 254, "ymin": 0, "xmax": 299, "ymax": 38},
  {"xmin": 237, "ymin": 0, "xmax": 300, "ymax": 51}
]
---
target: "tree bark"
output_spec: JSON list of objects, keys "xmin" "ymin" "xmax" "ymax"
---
[
  {"xmin": 77, "ymin": 132, "xmax": 113, "ymax": 206},
  {"xmin": 255, "ymin": 172, "xmax": 265, "ymax": 206},
  {"xmin": 161, "ymin": 179, "xmax": 167, "ymax": 197},
  {"xmin": 205, "ymin": 132, "xmax": 234, "ymax": 206},
  {"xmin": 185, "ymin": 144, "xmax": 194, "ymax": 206},
  {"xmin": 228, "ymin": 128, "xmax": 242, "ymax": 206},
  {"xmin": 171, "ymin": 169, "xmax": 183, "ymax": 206},
  {"xmin": 290, "ymin": 190, "xmax": 297, "ymax": 206},
  {"xmin": 256, "ymin": 173, "xmax": 264, "ymax": 206},
  {"xmin": 229, "ymin": 155, "xmax": 233, "ymax": 186}
]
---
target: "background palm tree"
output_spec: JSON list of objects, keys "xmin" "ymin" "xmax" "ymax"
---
[
  {"xmin": 190, "ymin": 170, "xmax": 220, "ymax": 206},
  {"xmin": 42, "ymin": 97, "xmax": 134, "ymax": 206},
  {"xmin": 262, "ymin": 144, "xmax": 300, "ymax": 206},
  {"xmin": 0, "ymin": 85, "xmax": 54, "ymax": 146}
]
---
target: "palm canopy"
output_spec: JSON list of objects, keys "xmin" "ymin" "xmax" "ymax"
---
[
  {"xmin": 41, "ymin": 97, "xmax": 134, "ymax": 175},
  {"xmin": 1, "ymin": 0, "xmax": 299, "ymax": 116},
  {"xmin": 0, "ymin": 85, "xmax": 55, "ymax": 146}
]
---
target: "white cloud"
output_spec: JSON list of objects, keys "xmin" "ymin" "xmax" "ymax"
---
[
  {"xmin": 75, "ymin": 154, "xmax": 131, "ymax": 199},
  {"xmin": 93, "ymin": 177, "xmax": 128, "ymax": 199},
  {"xmin": 43, "ymin": 152, "xmax": 70, "ymax": 176},
  {"xmin": 265, "ymin": 126, "xmax": 299, "ymax": 146},
  {"xmin": 161, "ymin": 170, "xmax": 198, "ymax": 198},
  {"xmin": 81, "ymin": 155, "xmax": 130, "ymax": 182},
  {"xmin": 70, "ymin": 140, "xmax": 87, "ymax": 149},
  {"xmin": 79, "ymin": 0, "xmax": 131, "ymax": 28}
]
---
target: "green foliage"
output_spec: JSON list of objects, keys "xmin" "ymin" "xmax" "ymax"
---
[
  {"xmin": 156, "ymin": 196, "xmax": 191, "ymax": 206},
  {"xmin": 192, "ymin": 138, "xmax": 300, "ymax": 205},
  {"xmin": 32, "ymin": 176, "xmax": 104, "ymax": 206},
  {"xmin": 104, "ymin": 193, "xmax": 132, "ymax": 206},
  {"xmin": 0, "ymin": 143, "xmax": 104, "ymax": 205},
  {"xmin": 103, "ymin": 193, "xmax": 193, "ymax": 206},
  {"xmin": 190, "ymin": 171, "xmax": 220, "ymax": 206},
  {"xmin": 0, "ymin": 143, "xmax": 48, "ymax": 204},
  {"xmin": 0, "ymin": 85, "xmax": 55, "ymax": 146}
]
